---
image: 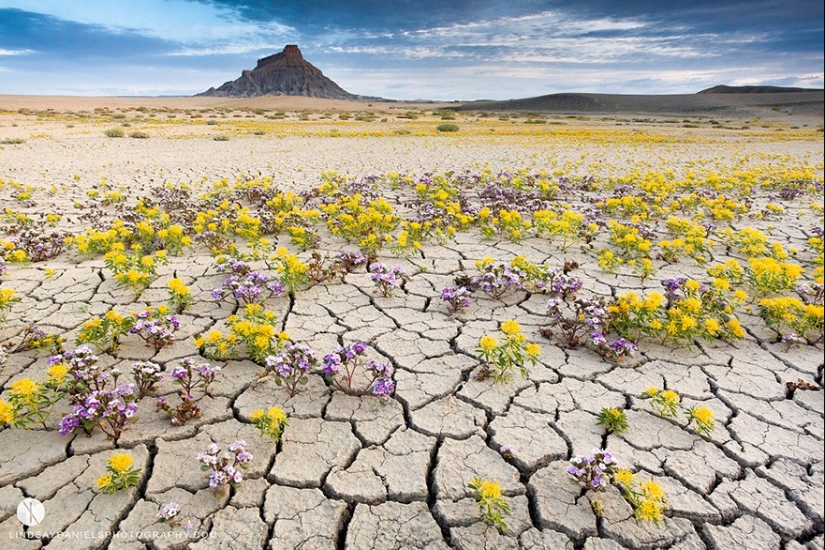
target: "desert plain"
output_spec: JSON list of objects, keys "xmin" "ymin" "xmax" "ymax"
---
[{"xmin": 0, "ymin": 94, "xmax": 823, "ymax": 549}]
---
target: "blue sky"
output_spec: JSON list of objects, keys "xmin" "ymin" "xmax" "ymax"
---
[{"xmin": 0, "ymin": 0, "xmax": 822, "ymax": 99}]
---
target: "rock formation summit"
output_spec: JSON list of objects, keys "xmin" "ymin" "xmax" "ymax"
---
[{"xmin": 198, "ymin": 45, "xmax": 358, "ymax": 100}]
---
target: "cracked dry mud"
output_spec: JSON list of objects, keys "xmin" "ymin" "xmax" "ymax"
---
[{"xmin": 1, "ymin": 112, "xmax": 823, "ymax": 550}]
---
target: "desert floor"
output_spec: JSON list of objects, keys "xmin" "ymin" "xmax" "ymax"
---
[{"xmin": 0, "ymin": 96, "xmax": 823, "ymax": 549}]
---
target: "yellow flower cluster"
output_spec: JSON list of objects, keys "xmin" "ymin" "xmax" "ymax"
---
[
  {"xmin": 758, "ymin": 296, "xmax": 824, "ymax": 344},
  {"xmin": 250, "ymin": 407, "xmax": 288, "ymax": 441},
  {"xmin": 196, "ymin": 304, "xmax": 285, "ymax": 363},
  {"xmin": 476, "ymin": 319, "xmax": 540, "ymax": 383},
  {"xmin": 0, "ymin": 287, "xmax": 19, "ymax": 314}
]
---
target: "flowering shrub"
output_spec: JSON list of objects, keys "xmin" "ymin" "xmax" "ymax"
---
[
  {"xmin": 533, "ymin": 209, "xmax": 597, "ymax": 250},
  {"xmin": 76, "ymin": 310, "xmax": 135, "ymax": 353},
  {"xmin": 746, "ymin": 257, "xmax": 805, "ymax": 296},
  {"xmin": 568, "ymin": 449, "xmax": 668, "ymax": 526},
  {"xmin": 210, "ymin": 258, "xmax": 283, "ymax": 306},
  {"xmin": 156, "ymin": 502, "xmax": 182, "ymax": 526},
  {"xmin": 129, "ymin": 309, "xmax": 180, "ymax": 351},
  {"xmin": 103, "ymin": 247, "xmax": 168, "ymax": 296},
  {"xmin": 321, "ymin": 194, "xmax": 399, "ymax": 258},
  {"xmin": 607, "ymin": 220, "xmax": 654, "ymax": 260},
  {"xmin": 167, "ymin": 277, "xmax": 194, "ymax": 313},
  {"xmin": 608, "ymin": 277, "xmax": 747, "ymax": 346},
  {"xmin": 440, "ymin": 285, "xmax": 473, "ymax": 315},
  {"xmin": 10, "ymin": 324, "xmax": 65, "ymax": 355},
  {"xmin": 476, "ymin": 320, "xmax": 540, "ymax": 383},
  {"xmin": 197, "ymin": 441, "xmax": 253, "ymax": 497},
  {"xmin": 685, "ymin": 406, "xmax": 716, "ymax": 438},
  {"xmin": 369, "ymin": 263, "xmax": 407, "ymax": 297},
  {"xmin": 642, "ymin": 387, "xmax": 680, "ymax": 418},
  {"xmin": 250, "ymin": 407, "xmax": 288, "ymax": 441},
  {"xmin": 543, "ymin": 294, "xmax": 637, "ymax": 363},
  {"xmin": 0, "ymin": 287, "xmax": 20, "ymax": 318},
  {"xmin": 269, "ymin": 246, "xmax": 310, "ymax": 294},
  {"xmin": 468, "ymin": 258, "xmax": 526, "ymax": 299},
  {"xmin": 467, "ymin": 477, "xmax": 510, "ymax": 533},
  {"xmin": 59, "ymin": 379, "xmax": 138, "ymax": 441},
  {"xmin": 131, "ymin": 361, "xmax": 163, "ymax": 399},
  {"xmin": 3, "ymin": 224, "xmax": 68, "ymax": 262},
  {"xmin": 96, "ymin": 453, "xmax": 141, "ymax": 494},
  {"xmin": 155, "ymin": 358, "xmax": 220, "ymax": 425},
  {"xmin": 53, "ymin": 347, "xmax": 138, "ymax": 440},
  {"xmin": 196, "ymin": 304, "xmax": 286, "ymax": 363},
  {"xmin": 322, "ymin": 341, "xmax": 395, "ymax": 399},
  {"xmin": 613, "ymin": 470, "xmax": 669, "ymax": 526},
  {"xmin": 263, "ymin": 343, "xmax": 318, "ymax": 396},
  {"xmin": 4, "ymin": 372, "xmax": 65, "ymax": 429},
  {"xmin": 596, "ymin": 407, "xmax": 629, "ymax": 434},
  {"xmin": 567, "ymin": 448, "xmax": 618, "ymax": 492},
  {"xmin": 758, "ymin": 296, "xmax": 824, "ymax": 345}
]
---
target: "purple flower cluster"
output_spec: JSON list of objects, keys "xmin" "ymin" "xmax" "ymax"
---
[
  {"xmin": 7, "ymin": 226, "xmax": 67, "ymax": 262},
  {"xmin": 546, "ymin": 271, "xmax": 584, "ymax": 297},
  {"xmin": 130, "ymin": 311, "xmax": 180, "ymax": 351},
  {"xmin": 322, "ymin": 341, "xmax": 369, "ymax": 377},
  {"xmin": 156, "ymin": 358, "xmax": 220, "ymax": 425},
  {"xmin": 661, "ymin": 277, "xmax": 690, "ymax": 303},
  {"xmin": 369, "ymin": 263, "xmax": 406, "ymax": 297},
  {"xmin": 169, "ymin": 358, "xmax": 220, "ymax": 400},
  {"xmin": 322, "ymin": 341, "xmax": 394, "ymax": 399},
  {"xmin": 440, "ymin": 286, "xmax": 473, "ymax": 315},
  {"xmin": 156, "ymin": 501, "xmax": 181, "ymax": 524},
  {"xmin": 264, "ymin": 343, "xmax": 319, "ymax": 396},
  {"xmin": 212, "ymin": 259, "xmax": 283, "ymax": 305},
  {"xmin": 367, "ymin": 360, "xmax": 395, "ymax": 398},
  {"xmin": 567, "ymin": 448, "xmax": 618, "ymax": 491},
  {"xmin": 470, "ymin": 263, "xmax": 525, "ymax": 299},
  {"xmin": 59, "ymin": 383, "xmax": 138, "ymax": 440},
  {"xmin": 131, "ymin": 360, "xmax": 163, "ymax": 398},
  {"xmin": 197, "ymin": 441, "xmax": 253, "ymax": 493},
  {"xmin": 590, "ymin": 333, "xmax": 637, "ymax": 361},
  {"xmin": 50, "ymin": 345, "xmax": 108, "ymax": 402}
]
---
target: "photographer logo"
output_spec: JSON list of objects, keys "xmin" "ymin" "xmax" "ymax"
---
[{"xmin": 17, "ymin": 498, "xmax": 45, "ymax": 527}]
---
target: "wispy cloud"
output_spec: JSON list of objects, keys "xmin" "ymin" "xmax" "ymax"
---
[{"xmin": 0, "ymin": 48, "xmax": 33, "ymax": 55}]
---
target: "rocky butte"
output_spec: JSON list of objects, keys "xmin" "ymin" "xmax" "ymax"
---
[{"xmin": 198, "ymin": 45, "xmax": 360, "ymax": 100}]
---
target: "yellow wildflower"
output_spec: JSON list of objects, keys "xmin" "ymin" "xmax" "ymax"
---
[
  {"xmin": 96, "ymin": 475, "xmax": 113, "ymax": 489},
  {"xmin": 641, "ymin": 480, "xmax": 665, "ymax": 501},
  {"xmin": 635, "ymin": 498, "xmax": 663, "ymax": 523},
  {"xmin": 48, "ymin": 363, "xmax": 69, "ymax": 383},
  {"xmin": 614, "ymin": 469, "xmax": 634, "ymax": 486},
  {"xmin": 479, "ymin": 335, "xmax": 498, "ymax": 352},
  {"xmin": 0, "ymin": 400, "xmax": 14, "ymax": 424},
  {"xmin": 500, "ymin": 320, "xmax": 521, "ymax": 335},
  {"xmin": 478, "ymin": 480, "xmax": 503, "ymax": 500},
  {"xmin": 10, "ymin": 378, "xmax": 39, "ymax": 398},
  {"xmin": 108, "ymin": 453, "xmax": 134, "ymax": 474}
]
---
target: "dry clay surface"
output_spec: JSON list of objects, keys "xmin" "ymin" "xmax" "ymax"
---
[{"xmin": 0, "ymin": 107, "xmax": 823, "ymax": 550}]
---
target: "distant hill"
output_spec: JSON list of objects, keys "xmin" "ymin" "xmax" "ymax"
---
[
  {"xmin": 198, "ymin": 45, "xmax": 368, "ymax": 101},
  {"xmin": 455, "ymin": 88, "xmax": 824, "ymax": 120},
  {"xmin": 698, "ymin": 85, "xmax": 822, "ymax": 94}
]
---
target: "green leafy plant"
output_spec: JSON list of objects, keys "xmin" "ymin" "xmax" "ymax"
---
[
  {"xmin": 596, "ymin": 407, "xmax": 629, "ymax": 434},
  {"xmin": 96, "ymin": 453, "xmax": 141, "ymax": 494},
  {"xmin": 467, "ymin": 477, "xmax": 510, "ymax": 532}
]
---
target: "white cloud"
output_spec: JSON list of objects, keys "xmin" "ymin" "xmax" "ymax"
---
[{"xmin": 0, "ymin": 48, "xmax": 34, "ymax": 56}]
